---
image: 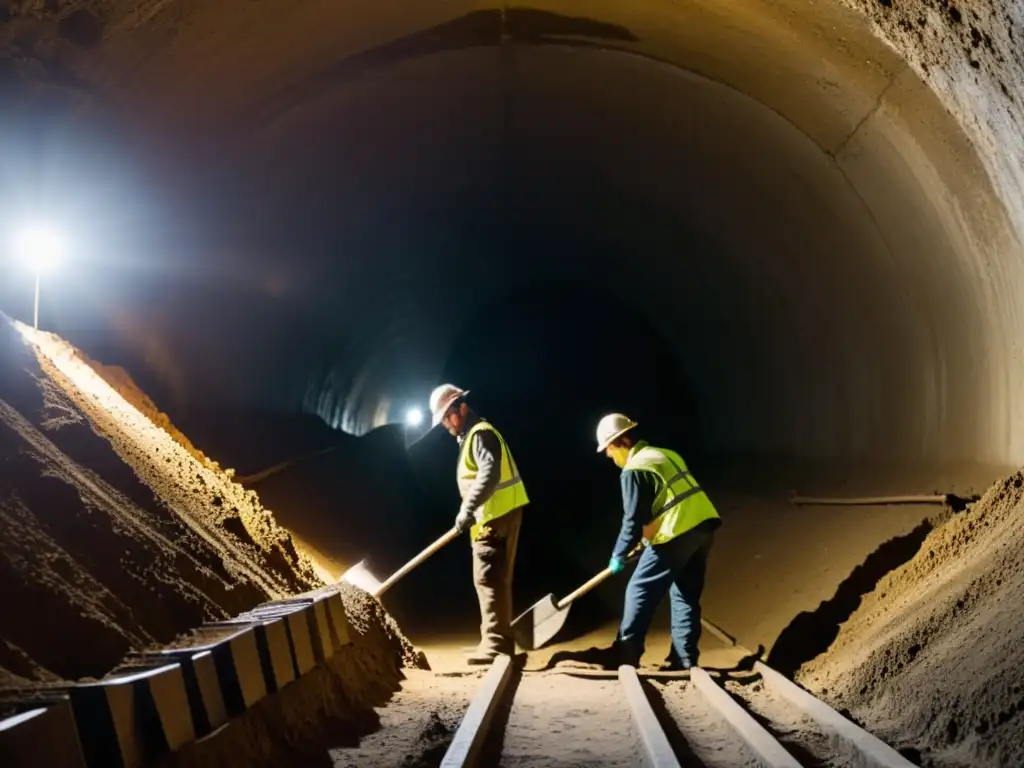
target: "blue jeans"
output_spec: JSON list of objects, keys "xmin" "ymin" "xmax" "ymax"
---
[{"xmin": 617, "ymin": 519, "xmax": 719, "ymax": 667}]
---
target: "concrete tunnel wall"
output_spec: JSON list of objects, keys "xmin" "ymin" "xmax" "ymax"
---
[
  {"xmin": 2, "ymin": 0, "xmax": 1023, "ymax": 468},
  {"xmin": 231, "ymin": 1, "xmax": 1024, "ymax": 465}
]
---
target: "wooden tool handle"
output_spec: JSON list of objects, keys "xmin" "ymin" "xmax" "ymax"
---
[
  {"xmin": 555, "ymin": 568, "xmax": 614, "ymax": 608},
  {"xmin": 555, "ymin": 546, "xmax": 644, "ymax": 609},
  {"xmin": 373, "ymin": 526, "xmax": 461, "ymax": 598}
]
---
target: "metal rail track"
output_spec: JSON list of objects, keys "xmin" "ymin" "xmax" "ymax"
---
[{"xmin": 439, "ymin": 657, "xmax": 917, "ymax": 768}]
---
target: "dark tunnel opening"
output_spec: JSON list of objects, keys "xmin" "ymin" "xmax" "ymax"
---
[{"xmin": 388, "ymin": 278, "xmax": 703, "ymax": 636}]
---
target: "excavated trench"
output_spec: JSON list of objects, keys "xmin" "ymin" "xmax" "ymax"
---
[{"xmin": 2, "ymin": 0, "xmax": 1024, "ymax": 766}]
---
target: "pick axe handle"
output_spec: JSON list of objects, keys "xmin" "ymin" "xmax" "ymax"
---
[{"xmin": 373, "ymin": 526, "xmax": 460, "ymax": 598}]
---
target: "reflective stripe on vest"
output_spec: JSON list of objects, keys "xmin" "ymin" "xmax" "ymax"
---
[
  {"xmin": 457, "ymin": 421, "xmax": 529, "ymax": 540},
  {"xmin": 623, "ymin": 443, "xmax": 719, "ymax": 546}
]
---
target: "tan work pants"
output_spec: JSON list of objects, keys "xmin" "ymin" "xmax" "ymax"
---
[{"xmin": 471, "ymin": 506, "xmax": 523, "ymax": 654}]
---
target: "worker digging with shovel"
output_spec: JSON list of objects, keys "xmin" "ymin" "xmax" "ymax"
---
[
  {"xmin": 597, "ymin": 413, "xmax": 722, "ymax": 671},
  {"xmin": 429, "ymin": 384, "xmax": 529, "ymax": 666}
]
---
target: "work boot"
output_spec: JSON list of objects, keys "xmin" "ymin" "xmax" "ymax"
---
[
  {"xmin": 614, "ymin": 639, "xmax": 641, "ymax": 669},
  {"xmin": 660, "ymin": 649, "xmax": 693, "ymax": 672},
  {"xmin": 465, "ymin": 648, "xmax": 500, "ymax": 665}
]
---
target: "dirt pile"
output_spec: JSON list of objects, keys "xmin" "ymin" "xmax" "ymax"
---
[
  {"xmin": 0, "ymin": 313, "xmax": 321, "ymax": 685},
  {"xmin": 73, "ymin": 349, "xmax": 212, "ymax": 468},
  {"xmin": 799, "ymin": 469, "xmax": 1024, "ymax": 767}
]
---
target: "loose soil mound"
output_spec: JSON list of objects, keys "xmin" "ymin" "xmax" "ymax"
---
[
  {"xmin": 0, "ymin": 314, "xmax": 321, "ymax": 684},
  {"xmin": 799, "ymin": 470, "xmax": 1024, "ymax": 767},
  {"xmin": 73, "ymin": 350, "xmax": 212, "ymax": 468}
]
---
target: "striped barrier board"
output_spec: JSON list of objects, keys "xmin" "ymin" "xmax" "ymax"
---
[
  {"xmin": 0, "ymin": 591, "xmax": 356, "ymax": 766},
  {"xmin": 256, "ymin": 595, "xmax": 339, "ymax": 662},
  {"xmin": 321, "ymin": 590, "xmax": 352, "ymax": 648},
  {"xmin": 68, "ymin": 662, "xmax": 194, "ymax": 768},
  {"xmin": 175, "ymin": 626, "xmax": 267, "ymax": 717},
  {"xmin": 205, "ymin": 616, "xmax": 296, "ymax": 694},
  {"xmin": 126, "ymin": 648, "xmax": 229, "ymax": 738},
  {"xmin": 240, "ymin": 603, "xmax": 317, "ymax": 676},
  {"xmin": 0, "ymin": 699, "xmax": 87, "ymax": 768}
]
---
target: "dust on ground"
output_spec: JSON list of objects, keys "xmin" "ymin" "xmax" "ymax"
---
[
  {"xmin": 330, "ymin": 669, "xmax": 481, "ymax": 768},
  {"xmin": 495, "ymin": 675, "xmax": 644, "ymax": 767},
  {"xmin": 799, "ymin": 468, "xmax": 1024, "ymax": 767},
  {"xmin": 723, "ymin": 678, "xmax": 847, "ymax": 767},
  {"xmin": 652, "ymin": 680, "xmax": 758, "ymax": 768}
]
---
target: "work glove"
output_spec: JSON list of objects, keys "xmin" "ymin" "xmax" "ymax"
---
[
  {"xmin": 608, "ymin": 555, "xmax": 625, "ymax": 575},
  {"xmin": 455, "ymin": 510, "xmax": 474, "ymax": 535}
]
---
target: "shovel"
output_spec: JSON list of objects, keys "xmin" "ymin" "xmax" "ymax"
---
[
  {"xmin": 340, "ymin": 526, "xmax": 461, "ymax": 599},
  {"xmin": 512, "ymin": 548, "xmax": 642, "ymax": 651}
]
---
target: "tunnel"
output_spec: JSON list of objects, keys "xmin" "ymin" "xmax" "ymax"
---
[
  {"xmin": 1, "ymin": 0, "xmax": 1024, "ymax": 759},
  {"xmin": 1, "ymin": 0, "xmax": 1018, "ymax": 467}
]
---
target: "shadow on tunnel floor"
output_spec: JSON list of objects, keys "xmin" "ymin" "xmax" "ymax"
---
[{"xmin": 765, "ymin": 517, "xmax": 936, "ymax": 677}]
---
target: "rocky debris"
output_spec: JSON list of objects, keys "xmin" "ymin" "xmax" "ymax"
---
[
  {"xmin": 800, "ymin": 469, "xmax": 1024, "ymax": 767},
  {"xmin": 0, "ymin": 313, "xmax": 320, "ymax": 684}
]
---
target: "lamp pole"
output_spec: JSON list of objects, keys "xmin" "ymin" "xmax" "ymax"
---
[{"xmin": 33, "ymin": 272, "xmax": 40, "ymax": 330}]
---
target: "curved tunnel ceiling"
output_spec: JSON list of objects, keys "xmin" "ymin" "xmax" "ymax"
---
[{"xmin": 2, "ymin": 2, "xmax": 1022, "ymax": 464}]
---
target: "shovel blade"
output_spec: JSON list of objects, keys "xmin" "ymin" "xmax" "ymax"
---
[
  {"xmin": 338, "ymin": 559, "xmax": 384, "ymax": 594},
  {"xmin": 511, "ymin": 594, "xmax": 570, "ymax": 651}
]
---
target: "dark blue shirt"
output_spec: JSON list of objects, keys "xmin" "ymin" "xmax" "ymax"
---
[{"xmin": 612, "ymin": 467, "xmax": 659, "ymax": 560}]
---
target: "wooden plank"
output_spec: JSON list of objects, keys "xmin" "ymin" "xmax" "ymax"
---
[
  {"xmin": 243, "ymin": 604, "xmax": 316, "ymax": 675},
  {"xmin": 530, "ymin": 667, "xmax": 692, "ymax": 681},
  {"xmin": 440, "ymin": 655, "xmax": 515, "ymax": 767},
  {"xmin": 618, "ymin": 665, "xmax": 681, "ymax": 768},
  {"xmin": 186, "ymin": 625, "xmax": 267, "ymax": 715},
  {"xmin": 69, "ymin": 663, "xmax": 194, "ymax": 768},
  {"xmin": 322, "ymin": 590, "xmax": 352, "ymax": 647},
  {"xmin": 690, "ymin": 667, "xmax": 800, "ymax": 768},
  {"xmin": 754, "ymin": 662, "xmax": 918, "ymax": 768},
  {"xmin": 0, "ymin": 700, "xmax": 87, "ymax": 767}
]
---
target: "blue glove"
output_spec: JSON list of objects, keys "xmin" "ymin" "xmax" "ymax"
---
[
  {"xmin": 455, "ymin": 510, "xmax": 473, "ymax": 534},
  {"xmin": 608, "ymin": 556, "xmax": 624, "ymax": 575}
]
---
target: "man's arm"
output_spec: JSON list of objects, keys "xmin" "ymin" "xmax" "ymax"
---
[
  {"xmin": 458, "ymin": 429, "xmax": 503, "ymax": 522},
  {"xmin": 611, "ymin": 470, "xmax": 656, "ymax": 561}
]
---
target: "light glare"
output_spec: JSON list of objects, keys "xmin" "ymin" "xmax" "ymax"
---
[
  {"xmin": 406, "ymin": 407, "xmax": 423, "ymax": 427},
  {"xmin": 14, "ymin": 225, "xmax": 64, "ymax": 274}
]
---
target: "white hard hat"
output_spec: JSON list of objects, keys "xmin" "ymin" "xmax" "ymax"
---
[
  {"xmin": 595, "ymin": 413, "xmax": 638, "ymax": 452},
  {"xmin": 429, "ymin": 384, "xmax": 470, "ymax": 426}
]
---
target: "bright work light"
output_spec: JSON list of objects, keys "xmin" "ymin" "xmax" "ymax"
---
[
  {"xmin": 406, "ymin": 407, "xmax": 424, "ymax": 427},
  {"xmin": 12, "ymin": 224, "xmax": 64, "ymax": 330}
]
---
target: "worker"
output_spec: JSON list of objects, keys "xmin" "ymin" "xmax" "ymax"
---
[
  {"xmin": 596, "ymin": 413, "xmax": 721, "ymax": 670},
  {"xmin": 429, "ymin": 384, "xmax": 529, "ymax": 665}
]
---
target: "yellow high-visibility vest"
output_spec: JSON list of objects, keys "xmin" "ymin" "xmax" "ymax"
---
[
  {"xmin": 623, "ymin": 442, "xmax": 719, "ymax": 545},
  {"xmin": 458, "ymin": 421, "xmax": 529, "ymax": 540}
]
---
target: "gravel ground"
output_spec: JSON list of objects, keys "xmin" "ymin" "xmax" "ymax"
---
[
  {"xmin": 331, "ymin": 669, "xmax": 480, "ymax": 768},
  {"xmin": 724, "ymin": 678, "xmax": 848, "ymax": 767},
  {"xmin": 653, "ymin": 680, "xmax": 759, "ymax": 768},
  {"xmin": 497, "ymin": 675, "xmax": 644, "ymax": 767}
]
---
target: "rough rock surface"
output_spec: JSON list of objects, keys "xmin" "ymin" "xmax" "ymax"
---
[
  {"xmin": 800, "ymin": 469, "xmax": 1024, "ymax": 767},
  {"xmin": 0, "ymin": 313, "xmax": 320, "ymax": 684},
  {"xmin": 840, "ymin": 0, "xmax": 1024, "ymax": 238}
]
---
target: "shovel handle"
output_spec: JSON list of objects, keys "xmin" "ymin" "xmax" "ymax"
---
[
  {"xmin": 555, "ymin": 567, "xmax": 615, "ymax": 609},
  {"xmin": 555, "ymin": 546, "xmax": 644, "ymax": 609},
  {"xmin": 373, "ymin": 526, "xmax": 461, "ymax": 598}
]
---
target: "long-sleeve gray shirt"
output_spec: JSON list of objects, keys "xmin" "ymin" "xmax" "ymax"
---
[{"xmin": 457, "ymin": 423, "xmax": 503, "ymax": 520}]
